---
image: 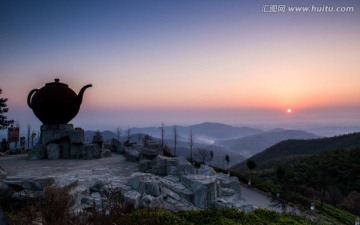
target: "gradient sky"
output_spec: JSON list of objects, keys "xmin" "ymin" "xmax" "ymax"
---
[{"xmin": 1, "ymin": 0, "xmax": 360, "ymax": 132}]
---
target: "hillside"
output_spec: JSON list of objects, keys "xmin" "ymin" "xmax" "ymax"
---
[
  {"xmin": 216, "ymin": 129, "xmax": 319, "ymax": 158},
  {"xmin": 231, "ymin": 132, "xmax": 360, "ymax": 171}
]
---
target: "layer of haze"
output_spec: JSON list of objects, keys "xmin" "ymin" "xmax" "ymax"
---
[{"xmin": 1, "ymin": 0, "xmax": 360, "ymax": 132}]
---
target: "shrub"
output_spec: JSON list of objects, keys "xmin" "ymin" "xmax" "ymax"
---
[{"xmin": 42, "ymin": 181, "xmax": 78, "ymax": 225}]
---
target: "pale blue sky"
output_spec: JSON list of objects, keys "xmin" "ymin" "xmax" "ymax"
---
[{"xmin": 1, "ymin": 0, "xmax": 360, "ymax": 132}]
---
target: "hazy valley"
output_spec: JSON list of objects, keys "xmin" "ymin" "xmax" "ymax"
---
[{"xmin": 84, "ymin": 122, "xmax": 328, "ymax": 168}]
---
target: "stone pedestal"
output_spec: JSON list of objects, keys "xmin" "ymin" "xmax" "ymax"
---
[
  {"xmin": 40, "ymin": 124, "xmax": 77, "ymax": 145},
  {"xmin": 28, "ymin": 124, "xmax": 104, "ymax": 160}
]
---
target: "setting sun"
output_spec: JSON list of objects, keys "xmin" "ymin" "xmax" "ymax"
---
[{"xmin": 287, "ymin": 109, "xmax": 292, "ymax": 113}]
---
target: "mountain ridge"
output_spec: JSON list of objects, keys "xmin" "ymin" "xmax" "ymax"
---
[
  {"xmin": 216, "ymin": 129, "xmax": 320, "ymax": 158},
  {"xmin": 231, "ymin": 132, "xmax": 360, "ymax": 171}
]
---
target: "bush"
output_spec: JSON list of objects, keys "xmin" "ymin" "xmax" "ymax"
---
[
  {"xmin": 128, "ymin": 209, "xmax": 188, "ymax": 225},
  {"xmin": 42, "ymin": 182, "xmax": 77, "ymax": 225}
]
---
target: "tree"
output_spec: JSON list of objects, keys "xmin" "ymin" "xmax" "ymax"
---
[
  {"xmin": 159, "ymin": 123, "xmax": 165, "ymax": 154},
  {"xmin": 115, "ymin": 127, "xmax": 122, "ymax": 141},
  {"xmin": 126, "ymin": 127, "xmax": 131, "ymax": 142},
  {"xmin": 27, "ymin": 124, "xmax": 31, "ymax": 148},
  {"xmin": 189, "ymin": 129, "xmax": 194, "ymax": 163},
  {"xmin": 341, "ymin": 191, "xmax": 360, "ymax": 215},
  {"xmin": 246, "ymin": 159, "xmax": 257, "ymax": 183},
  {"xmin": 209, "ymin": 150, "xmax": 214, "ymax": 166},
  {"xmin": 246, "ymin": 159, "xmax": 256, "ymax": 172},
  {"xmin": 173, "ymin": 125, "xmax": 178, "ymax": 157},
  {"xmin": 225, "ymin": 154, "xmax": 230, "ymax": 171},
  {"xmin": 271, "ymin": 164, "xmax": 296, "ymax": 213},
  {"xmin": 275, "ymin": 164, "xmax": 286, "ymax": 182},
  {"xmin": 0, "ymin": 88, "xmax": 14, "ymax": 130},
  {"xmin": 193, "ymin": 148, "xmax": 211, "ymax": 164},
  {"xmin": 124, "ymin": 127, "xmax": 132, "ymax": 147}
]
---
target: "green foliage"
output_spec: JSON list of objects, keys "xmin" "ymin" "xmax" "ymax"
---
[
  {"xmin": 288, "ymin": 148, "xmax": 360, "ymax": 197},
  {"xmin": 128, "ymin": 209, "xmax": 188, "ymax": 225},
  {"xmin": 246, "ymin": 159, "xmax": 256, "ymax": 171},
  {"xmin": 232, "ymin": 132, "xmax": 360, "ymax": 171},
  {"xmin": 178, "ymin": 207, "xmax": 314, "ymax": 225},
  {"xmin": 0, "ymin": 88, "xmax": 14, "ymax": 130}
]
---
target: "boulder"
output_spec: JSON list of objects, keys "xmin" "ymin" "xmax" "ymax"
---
[
  {"xmin": 140, "ymin": 155, "xmax": 194, "ymax": 177},
  {"xmin": 2, "ymin": 177, "xmax": 55, "ymax": 191},
  {"xmin": 101, "ymin": 149, "xmax": 112, "ymax": 158},
  {"xmin": 127, "ymin": 173, "xmax": 163, "ymax": 197},
  {"xmin": 28, "ymin": 144, "xmax": 47, "ymax": 160},
  {"xmin": 197, "ymin": 165, "xmax": 217, "ymax": 176},
  {"xmin": 122, "ymin": 189, "xmax": 142, "ymax": 208},
  {"xmin": 81, "ymin": 192, "xmax": 102, "ymax": 210},
  {"xmin": 216, "ymin": 195, "xmax": 253, "ymax": 211},
  {"xmin": 153, "ymin": 155, "xmax": 174, "ymax": 176},
  {"xmin": 89, "ymin": 180, "xmax": 106, "ymax": 193},
  {"xmin": 20, "ymin": 177, "xmax": 55, "ymax": 191},
  {"xmin": 140, "ymin": 195, "xmax": 155, "ymax": 208},
  {"xmin": 161, "ymin": 187, "xmax": 196, "ymax": 212},
  {"xmin": 59, "ymin": 140, "xmax": 71, "ymax": 159},
  {"xmin": 47, "ymin": 143, "xmax": 60, "ymax": 160},
  {"xmin": 139, "ymin": 159, "xmax": 153, "ymax": 173},
  {"xmin": 70, "ymin": 128, "xmax": 85, "ymax": 144},
  {"xmin": 92, "ymin": 132, "xmax": 104, "ymax": 149},
  {"xmin": 140, "ymin": 148, "xmax": 159, "ymax": 159},
  {"xmin": 181, "ymin": 174, "xmax": 218, "ymax": 208},
  {"xmin": 125, "ymin": 149, "xmax": 140, "ymax": 162},
  {"xmin": 1, "ymin": 177, "xmax": 56, "ymax": 203},
  {"xmin": 176, "ymin": 157, "xmax": 194, "ymax": 176},
  {"xmin": 110, "ymin": 138, "xmax": 126, "ymax": 154},
  {"xmin": 217, "ymin": 173, "xmax": 241, "ymax": 195},
  {"xmin": 40, "ymin": 124, "xmax": 74, "ymax": 144},
  {"xmin": 70, "ymin": 145, "xmax": 84, "ymax": 159},
  {"xmin": 81, "ymin": 144, "xmax": 100, "ymax": 160}
]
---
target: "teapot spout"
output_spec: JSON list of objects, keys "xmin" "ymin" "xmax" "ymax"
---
[{"xmin": 77, "ymin": 84, "xmax": 92, "ymax": 105}]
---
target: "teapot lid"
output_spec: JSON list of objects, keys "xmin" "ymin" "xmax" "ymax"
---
[{"xmin": 45, "ymin": 78, "xmax": 68, "ymax": 87}]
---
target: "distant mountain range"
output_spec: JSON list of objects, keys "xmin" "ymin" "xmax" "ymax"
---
[
  {"xmin": 84, "ymin": 126, "xmax": 246, "ymax": 168},
  {"xmin": 231, "ymin": 132, "xmax": 360, "ymax": 172},
  {"xmin": 130, "ymin": 122, "xmax": 263, "ymax": 144},
  {"xmin": 216, "ymin": 129, "xmax": 320, "ymax": 158},
  {"xmin": 84, "ymin": 122, "xmax": 328, "ymax": 168},
  {"xmin": 85, "ymin": 122, "xmax": 263, "ymax": 144}
]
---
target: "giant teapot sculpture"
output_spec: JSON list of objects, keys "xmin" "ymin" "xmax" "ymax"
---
[{"xmin": 27, "ymin": 79, "xmax": 92, "ymax": 124}]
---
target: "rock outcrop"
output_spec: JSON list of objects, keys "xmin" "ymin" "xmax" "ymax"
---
[
  {"xmin": 28, "ymin": 124, "xmax": 110, "ymax": 160},
  {"xmin": 79, "ymin": 154, "xmax": 252, "ymax": 212}
]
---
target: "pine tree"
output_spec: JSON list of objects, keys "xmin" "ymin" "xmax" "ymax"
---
[
  {"xmin": 0, "ymin": 88, "xmax": 14, "ymax": 130},
  {"xmin": 225, "ymin": 154, "xmax": 230, "ymax": 171}
]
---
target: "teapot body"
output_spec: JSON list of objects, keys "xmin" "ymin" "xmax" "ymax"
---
[{"xmin": 27, "ymin": 79, "xmax": 92, "ymax": 124}]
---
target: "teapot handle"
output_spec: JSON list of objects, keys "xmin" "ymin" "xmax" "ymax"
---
[{"xmin": 27, "ymin": 89, "xmax": 38, "ymax": 108}]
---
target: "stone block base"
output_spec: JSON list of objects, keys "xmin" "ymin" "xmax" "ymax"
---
[{"xmin": 28, "ymin": 124, "xmax": 102, "ymax": 160}]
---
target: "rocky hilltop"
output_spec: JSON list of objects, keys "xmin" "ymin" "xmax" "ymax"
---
[{"xmin": 0, "ymin": 137, "xmax": 252, "ymax": 217}]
